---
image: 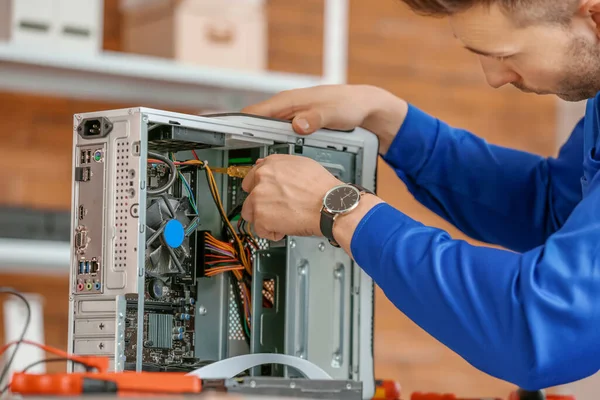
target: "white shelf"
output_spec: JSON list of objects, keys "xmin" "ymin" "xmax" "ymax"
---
[
  {"xmin": 0, "ymin": 239, "xmax": 69, "ymax": 274},
  {"xmin": 0, "ymin": 45, "xmax": 326, "ymax": 110}
]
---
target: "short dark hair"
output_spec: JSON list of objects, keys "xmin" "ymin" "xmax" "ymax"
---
[{"xmin": 400, "ymin": 0, "xmax": 578, "ymax": 25}]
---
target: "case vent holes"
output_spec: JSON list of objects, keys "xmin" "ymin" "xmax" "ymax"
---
[
  {"xmin": 115, "ymin": 139, "xmax": 131, "ymax": 269},
  {"xmin": 228, "ymin": 283, "xmax": 245, "ymax": 341}
]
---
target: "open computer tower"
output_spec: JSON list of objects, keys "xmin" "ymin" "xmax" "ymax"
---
[{"xmin": 67, "ymin": 108, "xmax": 378, "ymax": 398}]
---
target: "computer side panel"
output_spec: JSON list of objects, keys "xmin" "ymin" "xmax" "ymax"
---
[{"xmin": 68, "ymin": 109, "xmax": 145, "ymax": 372}]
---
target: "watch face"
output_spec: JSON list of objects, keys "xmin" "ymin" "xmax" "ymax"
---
[{"xmin": 324, "ymin": 185, "xmax": 360, "ymax": 213}]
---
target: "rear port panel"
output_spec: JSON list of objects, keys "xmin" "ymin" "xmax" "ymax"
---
[{"xmin": 75, "ymin": 144, "xmax": 107, "ymax": 294}]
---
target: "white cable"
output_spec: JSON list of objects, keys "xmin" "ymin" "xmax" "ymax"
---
[{"xmin": 187, "ymin": 354, "xmax": 332, "ymax": 380}]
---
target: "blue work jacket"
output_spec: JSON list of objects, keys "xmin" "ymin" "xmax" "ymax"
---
[{"xmin": 352, "ymin": 92, "xmax": 600, "ymax": 390}]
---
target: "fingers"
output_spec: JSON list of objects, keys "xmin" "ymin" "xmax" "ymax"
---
[
  {"xmin": 292, "ymin": 110, "xmax": 325, "ymax": 135},
  {"xmin": 241, "ymin": 89, "xmax": 304, "ymax": 118},
  {"xmin": 252, "ymin": 222, "xmax": 284, "ymax": 241},
  {"xmin": 241, "ymin": 192, "xmax": 254, "ymax": 224},
  {"xmin": 263, "ymin": 232, "xmax": 285, "ymax": 242},
  {"xmin": 241, "ymin": 159, "xmax": 266, "ymax": 193},
  {"xmin": 241, "ymin": 192, "xmax": 284, "ymax": 242}
]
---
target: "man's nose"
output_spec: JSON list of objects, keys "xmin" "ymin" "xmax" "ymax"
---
[{"xmin": 479, "ymin": 56, "xmax": 519, "ymax": 88}]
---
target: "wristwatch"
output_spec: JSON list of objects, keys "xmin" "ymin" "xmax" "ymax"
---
[{"xmin": 320, "ymin": 183, "xmax": 374, "ymax": 248}]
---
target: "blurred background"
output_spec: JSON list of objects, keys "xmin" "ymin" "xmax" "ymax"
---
[{"xmin": 0, "ymin": 0, "xmax": 591, "ymax": 398}]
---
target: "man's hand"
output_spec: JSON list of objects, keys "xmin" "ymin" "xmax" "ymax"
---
[
  {"xmin": 241, "ymin": 154, "xmax": 341, "ymax": 241},
  {"xmin": 241, "ymin": 84, "xmax": 408, "ymax": 155}
]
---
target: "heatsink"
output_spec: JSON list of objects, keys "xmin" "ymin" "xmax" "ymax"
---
[{"xmin": 147, "ymin": 314, "xmax": 173, "ymax": 349}]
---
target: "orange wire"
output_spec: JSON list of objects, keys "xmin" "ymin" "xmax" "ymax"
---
[
  {"xmin": 0, "ymin": 340, "xmax": 67, "ymax": 358},
  {"xmin": 0, "ymin": 339, "xmax": 106, "ymax": 372},
  {"xmin": 205, "ymin": 266, "xmax": 245, "ymax": 276}
]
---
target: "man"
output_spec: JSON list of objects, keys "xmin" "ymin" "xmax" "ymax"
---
[{"xmin": 239, "ymin": 0, "xmax": 600, "ymax": 391}]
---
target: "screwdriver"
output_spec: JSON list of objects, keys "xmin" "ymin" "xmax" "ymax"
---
[{"xmin": 211, "ymin": 165, "xmax": 253, "ymax": 179}]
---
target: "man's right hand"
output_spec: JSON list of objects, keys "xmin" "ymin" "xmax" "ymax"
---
[{"xmin": 241, "ymin": 84, "xmax": 408, "ymax": 155}]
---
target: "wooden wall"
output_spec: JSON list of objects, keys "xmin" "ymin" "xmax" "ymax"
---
[{"xmin": 0, "ymin": 0, "xmax": 557, "ymax": 397}]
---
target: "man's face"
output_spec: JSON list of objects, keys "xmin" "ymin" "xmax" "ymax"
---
[{"xmin": 449, "ymin": 4, "xmax": 600, "ymax": 101}]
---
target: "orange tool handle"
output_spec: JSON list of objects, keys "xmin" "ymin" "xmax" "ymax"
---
[
  {"xmin": 508, "ymin": 390, "xmax": 576, "ymax": 400},
  {"xmin": 411, "ymin": 394, "xmax": 504, "ymax": 400},
  {"xmin": 411, "ymin": 393, "xmax": 457, "ymax": 400},
  {"xmin": 11, "ymin": 372, "xmax": 203, "ymax": 395},
  {"xmin": 372, "ymin": 379, "xmax": 402, "ymax": 400},
  {"xmin": 11, "ymin": 374, "xmax": 85, "ymax": 396}
]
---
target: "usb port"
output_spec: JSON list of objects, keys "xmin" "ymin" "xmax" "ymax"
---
[
  {"xmin": 78, "ymin": 261, "xmax": 85, "ymax": 274},
  {"xmin": 80, "ymin": 150, "xmax": 86, "ymax": 164},
  {"xmin": 85, "ymin": 261, "xmax": 90, "ymax": 274},
  {"xmin": 75, "ymin": 167, "xmax": 91, "ymax": 182},
  {"xmin": 85, "ymin": 150, "xmax": 91, "ymax": 163}
]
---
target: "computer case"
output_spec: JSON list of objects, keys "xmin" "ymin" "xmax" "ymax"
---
[{"xmin": 67, "ymin": 108, "xmax": 378, "ymax": 398}]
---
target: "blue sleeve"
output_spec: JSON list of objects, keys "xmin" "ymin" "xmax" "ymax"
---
[
  {"xmin": 383, "ymin": 104, "xmax": 584, "ymax": 253},
  {"xmin": 351, "ymin": 175, "xmax": 600, "ymax": 389}
]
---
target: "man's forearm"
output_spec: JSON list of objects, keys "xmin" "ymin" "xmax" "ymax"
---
[
  {"xmin": 360, "ymin": 86, "xmax": 408, "ymax": 155},
  {"xmin": 339, "ymin": 190, "xmax": 600, "ymax": 390}
]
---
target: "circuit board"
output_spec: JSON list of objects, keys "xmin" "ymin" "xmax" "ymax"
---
[
  {"xmin": 225, "ymin": 149, "xmax": 260, "ymax": 212},
  {"xmin": 124, "ymin": 280, "xmax": 199, "ymax": 370},
  {"xmin": 148, "ymin": 163, "xmax": 170, "ymax": 189}
]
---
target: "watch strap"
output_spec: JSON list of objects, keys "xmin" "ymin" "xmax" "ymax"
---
[{"xmin": 320, "ymin": 208, "xmax": 339, "ymax": 247}]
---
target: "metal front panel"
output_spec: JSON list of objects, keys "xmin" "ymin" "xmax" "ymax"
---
[
  {"xmin": 195, "ymin": 274, "xmax": 229, "ymax": 361},
  {"xmin": 251, "ymin": 248, "xmax": 287, "ymax": 376},
  {"xmin": 285, "ymin": 237, "xmax": 353, "ymax": 380}
]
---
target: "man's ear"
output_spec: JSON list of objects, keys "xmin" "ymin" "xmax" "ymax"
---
[{"xmin": 579, "ymin": 0, "xmax": 600, "ymax": 30}]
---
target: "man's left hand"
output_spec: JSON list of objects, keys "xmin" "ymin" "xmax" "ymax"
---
[{"xmin": 241, "ymin": 154, "xmax": 342, "ymax": 241}]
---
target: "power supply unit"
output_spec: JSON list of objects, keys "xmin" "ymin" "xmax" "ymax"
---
[{"xmin": 68, "ymin": 107, "xmax": 379, "ymax": 398}]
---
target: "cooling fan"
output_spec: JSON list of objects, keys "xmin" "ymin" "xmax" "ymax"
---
[{"xmin": 145, "ymin": 194, "xmax": 198, "ymax": 276}]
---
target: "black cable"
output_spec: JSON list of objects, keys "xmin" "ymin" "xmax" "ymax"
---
[
  {"xmin": 0, "ymin": 288, "xmax": 31, "ymax": 391},
  {"xmin": 222, "ymin": 204, "xmax": 243, "ymax": 239}
]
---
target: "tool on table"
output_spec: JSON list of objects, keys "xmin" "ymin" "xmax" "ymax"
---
[
  {"xmin": 372, "ymin": 379, "xmax": 401, "ymax": 400},
  {"xmin": 509, "ymin": 389, "xmax": 575, "ymax": 400},
  {"xmin": 10, "ymin": 371, "xmax": 206, "ymax": 395},
  {"xmin": 410, "ymin": 389, "xmax": 575, "ymax": 400}
]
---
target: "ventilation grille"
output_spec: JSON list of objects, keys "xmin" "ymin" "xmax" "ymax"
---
[
  {"xmin": 250, "ymin": 238, "xmax": 269, "ymax": 261},
  {"xmin": 263, "ymin": 279, "xmax": 275, "ymax": 304},
  {"xmin": 148, "ymin": 313, "xmax": 173, "ymax": 349},
  {"xmin": 228, "ymin": 282, "xmax": 245, "ymax": 341},
  {"xmin": 114, "ymin": 139, "xmax": 132, "ymax": 269}
]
